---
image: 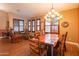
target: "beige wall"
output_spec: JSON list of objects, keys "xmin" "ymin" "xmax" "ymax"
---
[
  {"xmin": 78, "ymin": 7, "xmax": 79, "ymax": 43},
  {"xmin": 40, "ymin": 16, "xmax": 45, "ymax": 31},
  {"xmin": 0, "ymin": 10, "xmax": 8, "ymax": 30},
  {"xmin": 8, "ymin": 13, "xmax": 23, "ymax": 29},
  {"xmin": 8, "ymin": 13, "xmax": 13, "ymax": 29},
  {"xmin": 60, "ymin": 8, "xmax": 79, "ymax": 43},
  {"xmin": 0, "ymin": 11, "xmax": 27, "ymax": 31},
  {"xmin": 24, "ymin": 16, "xmax": 28, "ymax": 31}
]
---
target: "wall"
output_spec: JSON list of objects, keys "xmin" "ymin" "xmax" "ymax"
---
[
  {"xmin": 0, "ymin": 10, "xmax": 8, "ymax": 30},
  {"xmin": 40, "ymin": 16, "xmax": 45, "ymax": 31},
  {"xmin": 0, "ymin": 11, "xmax": 27, "ymax": 32},
  {"xmin": 78, "ymin": 7, "xmax": 79, "ymax": 43},
  {"xmin": 24, "ymin": 16, "xmax": 28, "ymax": 31},
  {"xmin": 8, "ymin": 13, "xmax": 24, "ymax": 29},
  {"xmin": 8, "ymin": 13, "xmax": 13, "ymax": 29},
  {"xmin": 60, "ymin": 8, "xmax": 79, "ymax": 43},
  {"xmin": 8, "ymin": 13, "xmax": 28, "ymax": 32}
]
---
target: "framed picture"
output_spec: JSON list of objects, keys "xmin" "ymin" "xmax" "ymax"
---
[{"xmin": 61, "ymin": 21, "xmax": 69, "ymax": 28}]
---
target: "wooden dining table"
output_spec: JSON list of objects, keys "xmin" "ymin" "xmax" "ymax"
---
[{"xmin": 29, "ymin": 34, "xmax": 60, "ymax": 56}]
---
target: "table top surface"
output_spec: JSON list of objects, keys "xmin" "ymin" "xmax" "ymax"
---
[{"xmin": 30, "ymin": 34, "xmax": 59, "ymax": 47}]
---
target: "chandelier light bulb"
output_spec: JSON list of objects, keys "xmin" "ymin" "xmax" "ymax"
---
[
  {"xmin": 52, "ymin": 9, "xmax": 55, "ymax": 13},
  {"xmin": 57, "ymin": 15, "xmax": 63, "ymax": 20},
  {"xmin": 48, "ymin": 11, "xmax": 52, "ymax": 15},
  {"xmin": 59, "ymin": 15, "xmax": 63, "ymax": 18},
  {"xmin": 44, "ymin": 5, "xmax": 63, "ymax": 20},
  {"xmin": 55, "ymin": 12, "xmax": 60, "ymax": 16},
  {"xmin": 51, "ymin": 14, "xmax": 55, "ymax": 18}
]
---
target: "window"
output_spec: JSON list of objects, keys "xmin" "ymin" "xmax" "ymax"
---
[
  {"xmin": 52, "ymin": 17, "xmax": 58, "ymax": 33},
  {"xmin": 28, "ymin": 20, "xmax": 31, "ymax": 31},
  {"xmin": 28, "ymin": 18, "xmax": 41, "ymax": 32},
  {"xmin": 13, "ymin": 19, "xmax": 24, "ymax": 32},
  {"xmin": 45, "ymin": 17, "xmax": 59, "ymax": 44},
  {"xmin": 32, "ymin": 20, "xmax": 35, "ymax": 32},
  {"xmin": 36, "ymin": 18, "xmax": 40, "ymax": 31},
  {"xmin": 45, "ymin": 19, "xmax": 51, "ymax": 33},
  {"xmin": 14, "ymin": 20, "xmax": 19, "ymax": 32},
  {"xmin": 45, "ymin": 17, "xmax": 58, "ymax": 34},
  {"xmin": 19, "ymin": 20, "xmax": 24, "ymax": 32}
]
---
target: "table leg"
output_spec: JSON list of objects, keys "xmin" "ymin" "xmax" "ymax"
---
[
  {"xmin": 47, "ymin": 45, "xmax": 53, "ymax": 56},
  {"xmin": 51, "ymin": 45, "xmax": 53, "ymax": 56}
]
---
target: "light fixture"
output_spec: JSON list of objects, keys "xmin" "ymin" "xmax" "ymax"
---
[
  {"xmin": 48, "ymin": 11, "xmax": 52, "ymax": 15},
  {"xmin": 44, "ymin": 3, "xmax": 63, "ymax": 20},
  {"xmin": 59, "ymin": 15, "xmax": 63, "ymax": 18},
  {"xmin": 52, "ymin": 9, "xmax": 55, "ymax": 13},
  {"xmin": 54, "ymin": 12, "xmax": 60, "ymax": 16},
  {"xmin": 51, "ymin": 14, "xmax": 55, "ymax": 18},
  {"xmin": 57, "ymin": 15, "xmax": 63, "ymax": 19}
]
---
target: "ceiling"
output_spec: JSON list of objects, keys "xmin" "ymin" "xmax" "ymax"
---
[{"xmin": 0, "ymin": 3, "xmax": 78, "ymax": 18}]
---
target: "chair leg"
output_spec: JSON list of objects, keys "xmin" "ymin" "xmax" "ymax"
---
[
  {"xmin": 64, "ymin": 44, "xmax": 66, "ymax": 51},
  {"xmin": 60, "ymin": 48, "xmax": 65, "ymax": 56}
]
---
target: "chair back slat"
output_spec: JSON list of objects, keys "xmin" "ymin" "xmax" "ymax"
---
[
  {"xmin": 61, "ymin": 32, "xmax": 68, "ymax": 56},
  {"xmin": 29, "ymin": 34, "xmax": 47, "ymax": 56}
]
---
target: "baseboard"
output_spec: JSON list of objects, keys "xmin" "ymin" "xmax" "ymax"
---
[{"xmin": 66, "ymin": 41, "xmax": 79, "ymax": 48}]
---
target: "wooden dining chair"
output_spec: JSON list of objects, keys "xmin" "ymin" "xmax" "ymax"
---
[
  {"xmin": 61, "ymin": 32, "xmax": 68, "ymax": 56},
  {"xmin": 29, "ymin": 35, "xmax": 48, "ymax": 56},
  {"xmin": 29, "ymin": 40, "xmax": 40, "ymax": 56},
  {"xmin": 53, "ymin": 40, "xmax": 62, "ymax": 56},
  {"xmin": 64, "ymin": 32, "xmax": 68, "ymax": 51}
]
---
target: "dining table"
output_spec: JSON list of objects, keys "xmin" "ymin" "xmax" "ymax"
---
[{"xmin": 29, "ymin": 34, "xmax": 60, "ymax": 56}]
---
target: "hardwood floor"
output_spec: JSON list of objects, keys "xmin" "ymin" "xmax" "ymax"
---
[
  {"xmin": 0, "ymin": 38, "xmax": 30, "ymax": 56},
  {"xmin": 0, "ymin": 38, "xmax": 79, "ymax": 56},
  {"xmin": 65, "ymin": 43, "xmax": 79, "ymax": 56}
]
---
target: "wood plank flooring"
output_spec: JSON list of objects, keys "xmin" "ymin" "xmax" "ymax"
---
[
  {"xmin": 0, "ymin": 38, "xmax": 30, "ymax": 56},
  {"xmin": 0, "ymin": 38, "xmax": 79, "ymax": 56},
  {"xmin": 65, "ymin": 43, "xmax": 79, "ymax": 56}
]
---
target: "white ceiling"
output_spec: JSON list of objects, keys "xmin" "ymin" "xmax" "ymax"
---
[{"xmin": 0, "ymin": 3, "xmax": 78, "ymax": 18}]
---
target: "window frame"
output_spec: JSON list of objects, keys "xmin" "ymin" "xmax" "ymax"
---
[
  {"xmin": 28, "ymin": 20, "xmax": 31, "ymax": 32},
  {"xmin": 36, "ymin": 18, "xmax": 41, "ymax": 31},
  {"xmin": 32, "ymin": 20, "xmax": 35, "ymax": 32},
  {"xmin": 19, "ymin": 20, "xmax": 24, "ymax": 32},
  {"xmin": 13, "ymin": 19, "xmax": 24, "ymax": 32},
  {"xmin": 44, "ymin": 18, "xmax": 59, "ymax": 34}
]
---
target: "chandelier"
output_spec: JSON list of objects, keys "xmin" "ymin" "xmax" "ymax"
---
[{"xmin": 44, "ymin": 4, "xmax": 63, "ymax": 20}]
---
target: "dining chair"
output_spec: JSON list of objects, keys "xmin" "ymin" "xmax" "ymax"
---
[
  {"xmin": 61, "ymin": 32, "xmax": 68, "ymax": 56},
  {"xmin": 64, "ymin": 32, "xmax": 68, "ymax": 51},
  {"xmin": 53, "ymin": 40, "xmax": 62, "ymax": 56},
  {"xmin": 29, "ymin": 35, "xmax": 48, "ymax": 56}
]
